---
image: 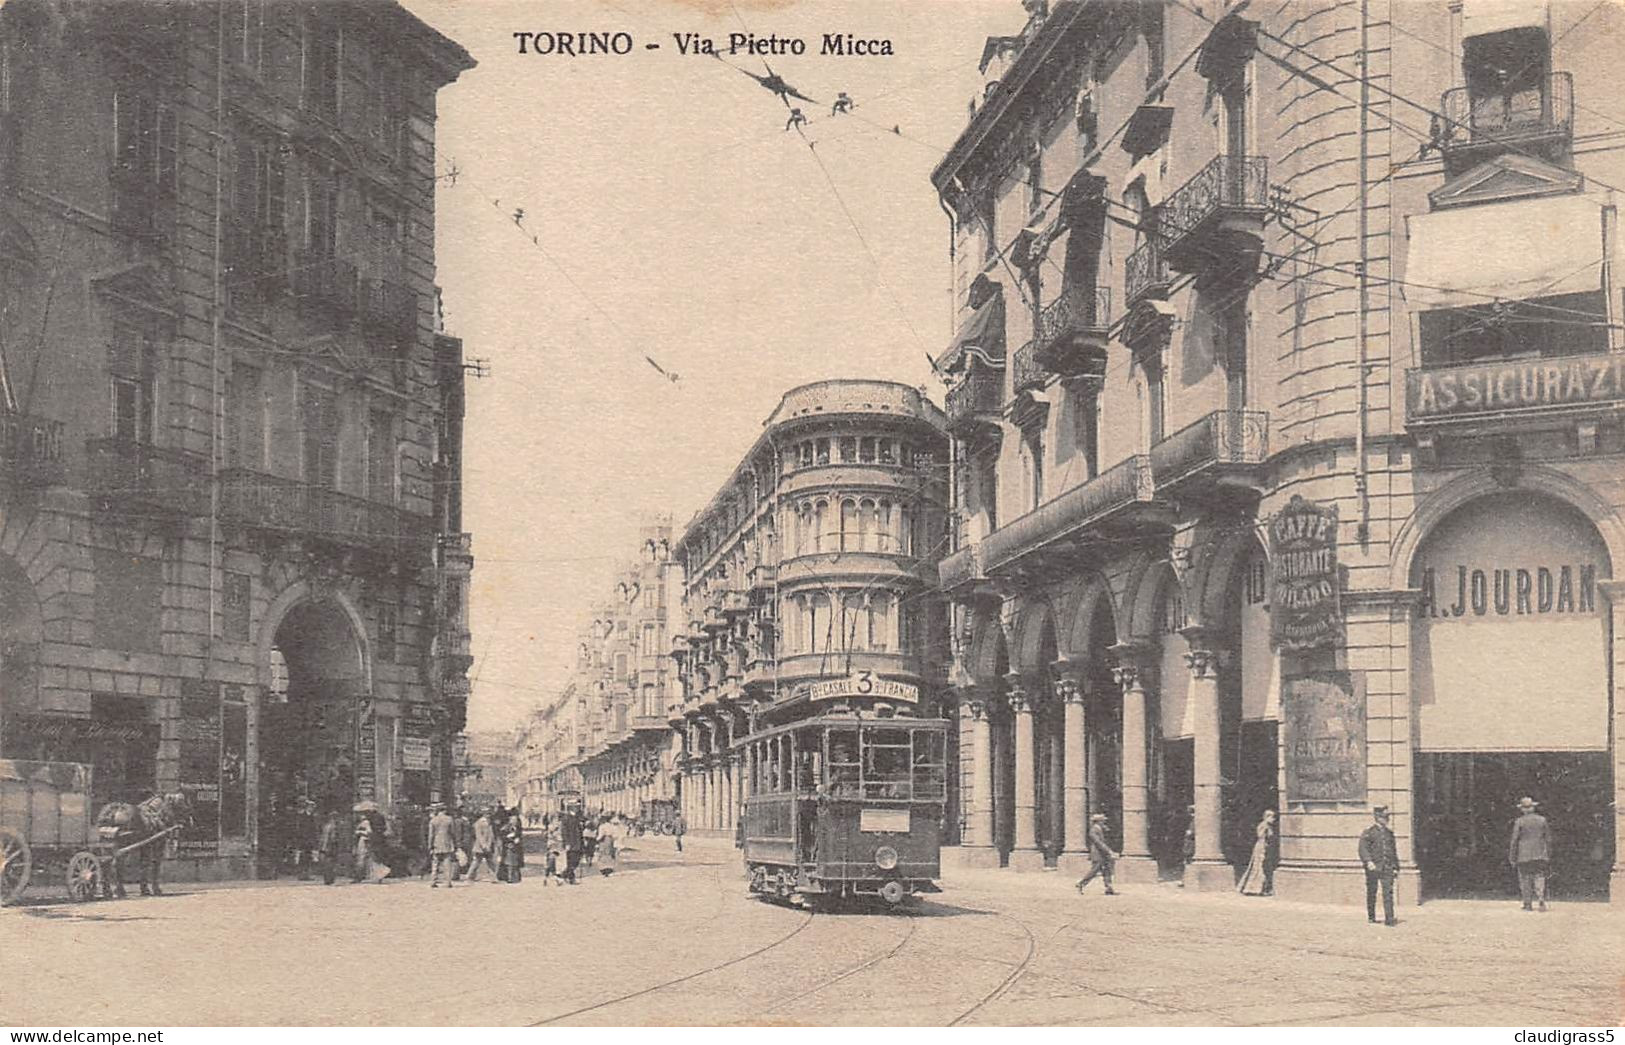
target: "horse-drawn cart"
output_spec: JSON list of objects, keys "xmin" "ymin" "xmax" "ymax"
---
[{"xmin": 0, "ymin": 758, "xmax": 182, "ymax": 905}]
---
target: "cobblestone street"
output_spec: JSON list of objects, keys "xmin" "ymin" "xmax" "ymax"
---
[{"xmin": 4, "ymin": 838, "xmax": 1620, "ymax": 1027}]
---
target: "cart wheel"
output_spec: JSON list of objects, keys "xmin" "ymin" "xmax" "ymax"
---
[
  {"xmin": 66, "ymin": 851, "xmax": 102, "ymax": 902},
  {"xmin": 0, "ymin": 827, "xmax": 31, "ymax": 906}
]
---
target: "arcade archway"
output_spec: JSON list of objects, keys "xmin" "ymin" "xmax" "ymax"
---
[{"xmin": 261, "ymin": 598, "xmax": 368, "ymax": 824}]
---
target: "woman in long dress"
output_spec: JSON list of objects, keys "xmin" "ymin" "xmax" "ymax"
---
[
  {"xmin": 597, "ymin": 816, "xmax": 620, "ymax": 877},
  {"xmin": 1237, "ymin": 809, "xmax": 1277, "ymax": 896}
]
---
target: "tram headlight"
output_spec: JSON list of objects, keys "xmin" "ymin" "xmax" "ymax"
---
[{"xmin": 874, "ymin": 845, "xmax": 899, "ymax": 871}]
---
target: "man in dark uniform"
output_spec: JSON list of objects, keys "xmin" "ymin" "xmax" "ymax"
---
[
  {"xmin": 1509, "ymin": 796, "xmax": 1551, "ymax": 912},
  {"xmin": 560, "ymin": 806, "xmax": 584, "ymax": 885},
  {"xmin": 1359, "ymin": 805, "xmax": 1400, "ymax": 926}
]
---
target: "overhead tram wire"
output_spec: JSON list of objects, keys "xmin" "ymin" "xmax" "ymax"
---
[{"xmin": 438, "ymin": 156, "xmax": 685, "ymax": 388}]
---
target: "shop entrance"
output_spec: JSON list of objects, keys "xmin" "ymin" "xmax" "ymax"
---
[
  {"xmin": 260, "ymin": 599, "xmax": 366, "ymax": 835},
  {"xmin": 1416, "ymin": 751, "xmax": 1613, "ymax": 901}
]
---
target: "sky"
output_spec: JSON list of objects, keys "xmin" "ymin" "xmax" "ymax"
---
[{"xmin": 402, "ymin": 0, "xmax": 1019, "ymax": 731}]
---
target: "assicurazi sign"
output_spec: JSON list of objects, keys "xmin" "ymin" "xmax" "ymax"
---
[
  {"xmin": 1406, "ymin": 351, "xmax": 1625, "ymax": 422},
  {"xmin": 1268, "ymin": 495, "xmax": 1342, "ymax": 651},
  {"xmin": 806, "ymin": 671, "xmax": 919, "ymax": 704}
]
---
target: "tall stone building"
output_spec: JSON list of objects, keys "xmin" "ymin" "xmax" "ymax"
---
[
  {"xmin": 671, "ymin": 380, "xmax": 950, "ymax": 837},
  {"xmin": 0, "ymin": 0, "xmax": 474, "ymax": 877},
  {"xmin": 933, "ymin": 0, "xmax": 1624, "ymax": 903}
]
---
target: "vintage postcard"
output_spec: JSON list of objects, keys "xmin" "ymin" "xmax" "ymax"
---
[{"xmin": 0, "ymin": 0, "xmax": 1622, "ymax": 1032}]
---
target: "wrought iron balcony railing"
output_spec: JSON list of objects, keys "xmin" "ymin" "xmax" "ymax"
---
[
  {"xmin": 1011, "ymin": 338, "xmax": 1047, "ymax": 396},
  {"xmin": 1438, "ymin": 73, "xmax": 1572, "ymax": 156},
  {"xmin": 982, "ymin": 454, "xmax": 1157, "ymax": 574},
  {"xmin": 944, "ymin": 366, "xmax": 1004, "ymax": 436},
  {"xmin": 1148, "ymin": 410, "xmax": 1269, "ymax": 491},
  {"xmin": 1160, "ymin": 155, "xmax": 1269, "ymax": 272},
  {"xmin": 217, "ymin": 468, "xmax": 434, "ymax": 559},
  {"xmin": 1126, "ymin": 237, "xmax": 1174, "ymax": 308},
  {"xmin": 1031, "ymin": 285, "xmax": 1111, "ymax": 378},
  {"xmin": 85, "ymin": 438, "xmax": 209, "ymax": 518},
  {"xmin": 0, "ymin": 413, "xmax": 64, "ymax": 488}
]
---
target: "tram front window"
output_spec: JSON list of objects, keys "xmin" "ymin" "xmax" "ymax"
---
[
  {"xmin": 863, "ymin": 728, "xmax": 912, "ymax": 799},
  {"xmin": 828, "ymin": 729, "xmax": 860, "ymax": 797},
  {"xmin": 912, "ymin": 730, "xmax": 947, "ymax": 800}
]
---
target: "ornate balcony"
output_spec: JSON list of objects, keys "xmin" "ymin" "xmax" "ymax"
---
[
  {"xmin": 945, "ymin": 364, "xmax": 1003, "ymax": 440},
  {"xmin": 721, "ymin": 589, "xmax": 750, "ymax": 616},
  {"xmin": 982, "ymin": 454, "xmax": 1160, "ymax": 576},
  {"xmin": 1160, "ymin": 155, "xmax": 1269, "ymax": 275},
  {"xmin": 630, "ymin": 714, "xmax": 670, "ymax": 735},
  {"xmin": 0, "ymin": 414, "xmax": 64, "ymax": 490},
  {"xmin": 85, "ymin": 438, "xmax": 208, "ymax": 519},
  {"xmin": 747, "ymin": 563, "xmax": 777, "ymax": 592},
  {"xmin": 217, "ymin": 468, "xmax": 434, "ymax": 562},
  {"xmin": 290, "ymin": 252, "xmax": 359, "ymax": 319},
  {"xmin": 1126, "ymin": 238, "xmax": 1175, "ymax": 309},
  {"xmin": 1031, "ymin": 286, "xmax": 1111, "ymax": 379},
  {"xmin": 938, "ymin": 543, "xmax": 991, "ymax": 598},
  {"xmin": 1438, "ymin": 73, "xmax": 1572, "ymax": 167},
  {"xmin": 1148, "ymin": 410, "xmax": 1269, "ymax": 499},
  {"xmin": 1011, "ymin": 338, "xmax": 1047, "ymax": 396}
]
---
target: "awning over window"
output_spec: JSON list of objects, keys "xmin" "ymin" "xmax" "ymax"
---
[
  {"xmin": 1462, "ymin": 0, "xmax": 1548, "ymax": 40},
  {"xmin": 936, "ymin": 285, "xmax": 1006, "ymax": 374},
  {"xmin": 1404, "ymin": 194, "xmax": 1602, "ymax": 310}
]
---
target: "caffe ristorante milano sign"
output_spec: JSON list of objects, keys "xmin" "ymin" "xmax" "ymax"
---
[{"xmin": 1269, "ymin": 495, "xmax": 1341, "ymax": 651}]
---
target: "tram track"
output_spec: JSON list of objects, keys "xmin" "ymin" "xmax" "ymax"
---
[
  {"xmin": 947, "ymin": 910, "xmax": 1039, "ymax": 1026},
  {"xmin": 527, "ymin": 886, "xmax": 816, "ymax": 1026},
  {"xmin": 760, "ymin": 909, "xmax": 921, "ymax": 1014}
]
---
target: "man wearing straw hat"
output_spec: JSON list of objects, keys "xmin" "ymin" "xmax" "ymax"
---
[{"xmin": 1509, "ymin": 796, "xmax": 1551, "ymax": 912}]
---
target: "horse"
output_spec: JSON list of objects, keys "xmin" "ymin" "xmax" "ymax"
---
[{"xmin": 95, "ymin": 792, "xmax": 193, "ymax": 898}]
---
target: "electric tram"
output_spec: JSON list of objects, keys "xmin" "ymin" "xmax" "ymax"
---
[{"xmin": 737, "ymin": 710, "xmax": 948, "ymax": 907}]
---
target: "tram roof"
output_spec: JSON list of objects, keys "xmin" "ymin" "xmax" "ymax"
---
[{"xmin": 733, "ymin": 710, "xmax": 948, "ymax": 749}]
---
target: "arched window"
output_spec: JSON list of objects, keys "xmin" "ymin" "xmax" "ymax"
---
[
  {"xmin": 876, "ymin": 500, "xmax": 893, "ymax": 552},
  {"xmin": 818, "ymin": 497, "xmax": 839, "ymax": 551},
  {"xmin": 898, "ymin": 503, "xmax": 914, "ymax": 556},
  {"xmin": 858, "ymin": 497, "xmax": 876, "ymax": 552},
  {"xmin": 840, "ymin": 498, "xmax": 858, "ymax": 551},
  {"xmin": 792, "ymin": 594, "xmax": 809, "ymax": 653}
]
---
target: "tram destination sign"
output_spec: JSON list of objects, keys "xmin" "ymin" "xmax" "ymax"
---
[
  {"xmin": 807, "ymin": 671, "xmax": 920, "ymax": 704},
  {"xmin": 1269, "ymin": 495, "xmax": 1342, "ymax": 651}
]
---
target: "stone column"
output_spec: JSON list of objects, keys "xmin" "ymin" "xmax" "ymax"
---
[
  {"xmin": 1058, "ymin": 676, "xmax": 1090, "ymax": 874},
  {"xmin": 1009, "ymin": 684, "xmax": 1042, "ymax": 870},
  {"xmin": 964, "ymin": 698, "xmax": 997, "ymax": 866},
  {"xmin": 1112, "ymin": 650, "xmax": 1157, "ymax": 882},
  {"xmin": 1184, "ymin": 634, "xmax": 1230, "ymax": 890},
  {"xmin": 1604, "ymin": 581, "xmax": 1625, "ymax": 905}
]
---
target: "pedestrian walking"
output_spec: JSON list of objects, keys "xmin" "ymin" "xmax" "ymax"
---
[
  {"xmin": 501, "ymin": 806, "xmax": 525, "ymax": 883},
  {"xmin": 353, "ymin": 815, "xmax": 376, "ymax": 884},
  {"xmin": 583, "ymin": 815, "xmax": 599, "ymax": 869},
  {"xmin": 673, "ymin": 811, "xmax": 686, "ymax": 854},
  {"xmin": 1359, "ymin": 805, "xmax": 1400, "ymax": 926},
  {"xmin": 561, "ymin": 806, "xmax": 584, "ymax": 885},
  {"xmin": 428, "ymin": 802, "xmax": 457, "ymax": 888},
  {"xmin": 1237, "ymin": 809, "xmax": 1277, "ymax": 896},
  {"xmin": 1075, "ymin": 812, "xmax": 1119, "ymax": 895},
  {"xmin": 597, "ymin": 816, "xmax": 620, "ymax": 877},
  {"xmin": 543, "ymin": 814, "xmax": 563, "ymax": 885},
  {"xmin": 293, "ymin": 800, "xmax": 317, "ymax": 880},
  {"xmin": 449, "ymin": 804, "xmax": 473, "ymax": 881},
  {"xmin": 467, "ymin": 808, "xmax": 499, "ymax": 882},
  {"xmin": 317, "ymin": 808, "xmax": 343, "ymax": 885},
  {"xmin": 1509, "ymin": 796, "xmax": 1552, "ymax": 912}
]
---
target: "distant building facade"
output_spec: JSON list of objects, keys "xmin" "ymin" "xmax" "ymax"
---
[{"xmin": 672, "ymin": 381, "xmax": 950, "ymax": 836}]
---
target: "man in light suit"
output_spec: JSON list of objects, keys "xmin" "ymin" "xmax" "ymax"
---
[
  {"xmin": 427, "ymin": 802, "xmax": 457, "ymax": 888},
  {"xmin": 1075, "ymin": 812, "xmax": 1120, "ymax": 896},
  {"xmin": 1509, "ymin": 796, "xmax": 1552, "ymax": 912}
]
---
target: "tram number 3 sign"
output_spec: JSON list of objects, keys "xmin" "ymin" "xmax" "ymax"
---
[{"xmin": 807, "ymin": 672, "xmax": 920, "ymax": 704}]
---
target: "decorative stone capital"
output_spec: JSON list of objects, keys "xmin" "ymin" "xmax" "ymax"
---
[
  {"xmin": 1053, "ymin": 676, "xmax": 1086, "ymax": 705},
  {"xmin": 1111, "ymin": 663, "xmax": 1140, "ymax": 690},
  {"xmin": 1183, "ymin": 646, "xmax": 1220, "ymax": 680},
  {"xmin": 1006, "ymin": 686, "xmax": 1033, "ymax": 716},
  {"xmin": 967, "ymin": 699, "xmax": 987, "ymax": 722}
]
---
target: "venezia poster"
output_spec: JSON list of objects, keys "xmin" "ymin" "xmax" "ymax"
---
[{"xmin": 1282, "ymin": 670, "xmax": 1367, "ymax": 803}]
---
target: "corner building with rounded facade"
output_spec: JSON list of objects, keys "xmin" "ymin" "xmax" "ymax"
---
[
  {"xmin": 933, "ymin": 0, "xmax": 1624, "ymax": 904},
  {"xmin": 671, "ymin": 381, "xmax": 950, "ymax": 837}
]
